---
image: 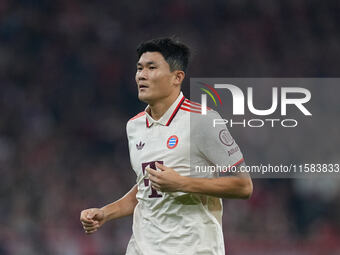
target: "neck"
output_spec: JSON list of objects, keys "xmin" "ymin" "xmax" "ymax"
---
[{"xmin": 149, "ymin": 91, "xmax": 180, "ymax": 120}]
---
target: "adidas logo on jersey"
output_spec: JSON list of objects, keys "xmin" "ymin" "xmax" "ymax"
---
[{"xmin": 136, "ymin": 141, "xmax": 145, "ymax": 150}]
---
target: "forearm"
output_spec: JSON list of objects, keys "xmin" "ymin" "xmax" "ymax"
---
[
  {"xmin": 180, "ymin": 174, "xmax": 253, "ymax": 199},
  {"xmin": 101, "ymin": 185, "xmax": 138, "ymax": 222}
]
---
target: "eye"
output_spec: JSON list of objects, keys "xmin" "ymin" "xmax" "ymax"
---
[
  {"xmin": 137, "ymin": 67, "xmax": 143, "ymax": 71},
  {"xmin": 149, "ymin": 66, "xmax": 156, "ymax": 70}
]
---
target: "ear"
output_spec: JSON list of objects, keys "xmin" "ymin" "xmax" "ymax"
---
[{"xmin": 172, "ymin": 70, "xmax": 185, "ymax": 87}]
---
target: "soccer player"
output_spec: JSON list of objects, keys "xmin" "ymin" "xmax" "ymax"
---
[{"xmin": 80, "ymin": 38, "xmax": 253, "ymax": 255}]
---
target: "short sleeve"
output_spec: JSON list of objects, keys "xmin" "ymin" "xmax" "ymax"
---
[{"xmin": 192, "ymin": 110, "xmax": 244, "ymax": 169}]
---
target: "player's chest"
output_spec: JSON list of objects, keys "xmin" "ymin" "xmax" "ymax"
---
[{"xmin": 129, "ymin": 123, "xmax": 190, "ymax": 169}]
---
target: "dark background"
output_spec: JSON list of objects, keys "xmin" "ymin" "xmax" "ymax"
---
[{"xmin": 1, "ymin": 0, "xmax": 340, "ymax": 254}]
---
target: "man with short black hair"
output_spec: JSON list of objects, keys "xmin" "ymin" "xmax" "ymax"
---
[{"xmin": 80, "ymin": 37, "xmax": 253, "ymax": 255}]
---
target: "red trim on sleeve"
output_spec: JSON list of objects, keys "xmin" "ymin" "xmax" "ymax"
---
[
  {"xmin": 182, "ymin": 102, "xmax": 202, "ymax": 110},
  {"xmin": 180, "ymin": 107, "xmax": 201, "ymax": 114},
  {"xmin": 185, "ymin": 99, "xmax": 201, "ymax": 106},
  {"xmin": 184, "ymin": 99, "xmax": 212, "ymax": 110},
  {"xmin": 232, "ymin": 158, "xmax": 244, "ymax": 167},
  {"xmin": 220, "ymin": 158, "xmax": 245, "ymax": 174}
]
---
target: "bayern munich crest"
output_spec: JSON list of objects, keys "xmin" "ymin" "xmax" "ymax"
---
[{"xmin": 167, "ymin": 135, "xmax": 179, "ymax": 149}]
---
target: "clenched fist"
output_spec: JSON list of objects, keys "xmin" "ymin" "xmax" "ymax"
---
[{"xmin": 80, "ymin": 208, "xmax": 105, "ymax": 234}]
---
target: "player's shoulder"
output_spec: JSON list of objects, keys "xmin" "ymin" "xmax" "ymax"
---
[
  {"xmin": 127, "ymin": 111, "xmax": 146, "ymax": 129},
  {"xmin": 180, "ymin": 99, "xmax": 209, "ymax": 113},
  {"xmin": 129, "ymin": 111, "xmax": 146, "ymax": 122},
  {"xmin": 180, "ymin": 98, "xmax": 220, "ymax": 118},
  {"xmin": 180, "ymin": 99, "xmax": 222, "ymax": 131}
]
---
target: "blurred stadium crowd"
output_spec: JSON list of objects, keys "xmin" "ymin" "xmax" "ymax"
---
[{"xmin": 0, "ymin": 0, "xmax": 340, "ymax": 254}]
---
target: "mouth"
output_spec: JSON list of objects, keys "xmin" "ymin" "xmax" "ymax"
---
[{"xmin": 139, "ymin": 84, "xmax": 149, "ymax": 89}]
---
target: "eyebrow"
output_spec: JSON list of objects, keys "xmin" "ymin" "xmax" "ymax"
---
[{"xmin": 136, "ymin": 61, "xmax": 157, "ymax": 67}]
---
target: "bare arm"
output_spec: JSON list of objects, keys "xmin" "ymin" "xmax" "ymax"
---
[
  {"xmin": 180, "ymin": 171, "xmax": 252, "ymax": 199},
  {"xmin": 80, "ymin": 185, "xmax": 138, "ymax": 234},
  {"xmin": 147, "ymin": 162, "xmax": 253, "ymax": 199},
  {"xmin": 101, "ymin": 184, "xmax": 138, "ymax": 221}
]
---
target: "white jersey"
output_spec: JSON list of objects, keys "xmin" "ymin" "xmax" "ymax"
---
[{"xmin": 126, "ymin": 92, "xmax": 244, "ymax": 255}]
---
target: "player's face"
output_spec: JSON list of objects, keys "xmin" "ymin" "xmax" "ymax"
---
[{"xmin": 136, "ymin": 52, "xmax": 178, "ymax": 104}]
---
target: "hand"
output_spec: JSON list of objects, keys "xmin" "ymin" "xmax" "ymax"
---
[
  {"xmin": 80, "ymin": 208, "xmax": 105, "ymax": 234},
  {"xmin": 146, "ymin": 162, "xmax": 184, "ymax": 192}
]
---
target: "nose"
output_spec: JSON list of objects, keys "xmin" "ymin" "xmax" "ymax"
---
[{"xmin": 137, "ymin": 69, "xmax": 148, "ymax": 81}]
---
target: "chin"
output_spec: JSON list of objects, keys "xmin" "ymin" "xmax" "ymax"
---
[{"xmin": 138, "ymin": 92, "xmax": 152, "ymax": 103}]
